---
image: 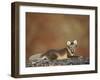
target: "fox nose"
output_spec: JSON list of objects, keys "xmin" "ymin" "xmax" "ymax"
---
[{"xmin": 71, "ymin": 49, "xmax": 74, "ymax": 53}]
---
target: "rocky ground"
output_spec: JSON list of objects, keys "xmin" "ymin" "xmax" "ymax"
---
[{"xmin": 27, "ymin": 56, "xmax": 89, "ymax": 67}]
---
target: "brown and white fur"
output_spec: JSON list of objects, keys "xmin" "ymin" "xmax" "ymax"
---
[{"xmin": 41, "ymin": 40, "xmax": 77, "ymax": 61}]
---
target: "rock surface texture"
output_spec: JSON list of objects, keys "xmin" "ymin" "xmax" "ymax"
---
[{"xmin": 27, "ymin": 56, "xmax": 89, "ymax": 67}]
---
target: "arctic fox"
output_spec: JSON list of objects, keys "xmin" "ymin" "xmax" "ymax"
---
[{"xmin": 41, "ymin": 40, "xmax": 77, "ymax": 61}]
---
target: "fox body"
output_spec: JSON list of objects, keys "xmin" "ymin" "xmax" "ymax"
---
[{"xmin": 41, "ymin": 40, "xmax": 77, "ymax": 61}]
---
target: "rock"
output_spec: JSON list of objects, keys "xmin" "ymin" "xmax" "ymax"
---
[{"xmin": 27, "ymin": 55, "xmax": 89, "ymax": 67}]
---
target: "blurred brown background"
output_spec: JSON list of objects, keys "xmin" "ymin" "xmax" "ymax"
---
[{"xmin": 26, "ymin": 13, "xmax": 89, "ymax": 61}]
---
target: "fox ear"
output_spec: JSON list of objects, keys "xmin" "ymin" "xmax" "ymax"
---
[
  {"xmin": 74, "ymin": 40, "xmax": 77, "ymax": 45},
  {"xmin": 67, "ymin": 41, "xmax": 71, "ymax": 45}
]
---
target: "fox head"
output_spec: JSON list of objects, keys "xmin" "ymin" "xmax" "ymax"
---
[{"xmin": 66, "ymin": 40, "xmax": 77, "ymax": 55}]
